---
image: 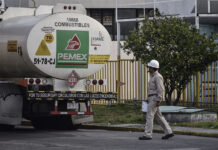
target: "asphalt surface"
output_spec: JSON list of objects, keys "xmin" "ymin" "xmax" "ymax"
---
[
  {"xmin": 0, "ymin": 126, "xmax": 218, "ymax": 150},
  {"xmin": 22, "ymin": 120, "xmax": 218, "ymax": 138}
]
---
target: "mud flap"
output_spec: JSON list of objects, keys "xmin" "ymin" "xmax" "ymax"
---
[{"xmin": 0, "ymin": 83, "xmax": 24, "ymax": 125}]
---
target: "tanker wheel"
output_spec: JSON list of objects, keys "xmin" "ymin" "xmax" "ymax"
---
[
  {"xmin": 72, "ymin": 124, "xmax": 81, "ymax": 130},
  {"xmin": 31, "ymin": 116, "xmax": 75, "ymax": 130},
  {"xmin": 0, "ymin": 124, "xmax": 15, "ymax": 131}
]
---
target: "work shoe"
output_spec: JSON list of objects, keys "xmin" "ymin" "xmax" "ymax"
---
[
  {"xmin": 138, "ymin": 136, "xmax": 152, "ymax": 140},
  {"xmin": 162, "ymin": 133, "xmax": 174, "ymax": 140}
]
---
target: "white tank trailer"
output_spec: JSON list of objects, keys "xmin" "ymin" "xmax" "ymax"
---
[{"xmin": 0, "ymin": 3, "xmax": 115, "ymax": 129}]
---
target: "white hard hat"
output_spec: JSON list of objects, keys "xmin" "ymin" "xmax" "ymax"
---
[{"xmin": 148, "ymin": 60, "xmax": 159, "ymax": 68}]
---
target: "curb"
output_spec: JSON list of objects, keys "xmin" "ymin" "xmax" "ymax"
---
[
  {"xmin": 81, "ymin": 124, "xmax": 218, "ymax": 138},
  {"xmin": 21, "ymin": 121, "xmax": 218, "ymax": 138}
]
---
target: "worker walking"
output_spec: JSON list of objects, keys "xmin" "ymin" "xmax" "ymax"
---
[{"xmin": 139, "ymin": 60, "xmax": 174, "ymax": 140}]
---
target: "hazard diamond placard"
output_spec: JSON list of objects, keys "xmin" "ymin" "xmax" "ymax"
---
[{"xmin": 66, "ymin": 71, "xmax": 79, "ymax": 87}]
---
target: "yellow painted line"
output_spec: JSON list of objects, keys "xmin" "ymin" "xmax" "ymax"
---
[{"xmin": 36, "ymin": 98, "xmax": 42, "ymax": 100}]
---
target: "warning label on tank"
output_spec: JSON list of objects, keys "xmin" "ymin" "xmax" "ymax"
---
[
  {"xmin": 35, "ymin": 40, "xmax": 51, "ymax": 56},
  {"xmin": 56, "ymin": 30, "xmax": 89, "ymax": 68},
  {"xmin": 44, "ymin": 33, "xmax": 54, "ymax": 44},
  {"xmin": 89, "ymin": 55, "xmax": 110, "ymax": 64},
  {"xmin": 7, "ymin": 40, "xmax": 18, "ymax": 52}
]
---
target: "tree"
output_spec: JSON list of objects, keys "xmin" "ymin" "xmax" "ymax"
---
[{"xmin": 122, "ymin": 17, "xmax": 218, "ymax": 105}]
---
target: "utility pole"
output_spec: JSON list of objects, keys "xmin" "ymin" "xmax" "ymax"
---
[
  {"xmin": 195, "ymin": 0, "xmax": 200, "ymax": 107},
  {"xmin": 115, "ymin": 0, "xmax": 121, "ymax": 101}
]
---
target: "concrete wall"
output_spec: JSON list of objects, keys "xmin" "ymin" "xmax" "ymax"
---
[
  {"xmin": 157, "ymin": 0, "xmax": 195, "ymax": 16},
  {"xmin": 110, "ymin": 41, "xmax": 134, "ymax": 60},
  {"xmin": 163, "ymin": 113, "xmax": 217, "ymax": 123}
]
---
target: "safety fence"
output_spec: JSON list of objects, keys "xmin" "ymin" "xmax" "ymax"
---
[
  {"xmin": 86, "ymin": 60, "xmax": 218, "ymax": 109},
  {"xmin": 184, "ymin": 62, "xmax": 218, "ymax": 109}
]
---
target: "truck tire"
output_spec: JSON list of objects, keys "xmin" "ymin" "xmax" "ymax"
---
[
  {"xmin": 0, "ymin": 124, "xmax": 15, "ymax": 131},
  {"xmin": 72, "ymin": 124, "xmax": 81, "ymax": 130},
  {"xmin": 31, "ymin": 116, "xmax": 76, "ymax": 130}
]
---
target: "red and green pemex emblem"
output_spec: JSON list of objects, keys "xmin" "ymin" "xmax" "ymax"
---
[
  {"xmin": 56, "ymin": 30, "xmax": 89, "ymax": 68},
  {"xmin": 65, "ymin": 34, "xmax": 81, "ymax": 50}
]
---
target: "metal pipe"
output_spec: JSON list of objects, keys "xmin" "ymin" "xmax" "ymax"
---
[
  {"xmin": 190, "ymin": 77, "xmax": 192, "ymax": 105},
  {"xmin": 144, "ymin": 63, "xmax": 146, "ymax": 100},
  {"xmin": 204, "ymin": 72, "xmax": 206, "ymax": 107},
  {"xmin": 120, "ymin": 61, "xmax": 123, "ymax": 100},
  {"xmin": 130, "ymin": 62, "xmax": 132, "ymax": 99},
  {"xmin": 208, "ymin": 0, "xmax": 211, "ymax": 14},
  {"xmin": 201, "ymin": 72, "xmax": 203, "ymax": 107},
  {"xmin": 141, "ymin": 61, "xmax": 143, "ymax": 100},
  {"xmin": 19, "ymin": 0, "xmax": 22, "ymax": 7},
  {"xmin": 154, "ymin": 0, "xmax": 156, "ymax": 17},
  {"xmin": 211, "ymin": 64, "xmax": 213, "ymax": 105},
  {"xmin": 127, "ymin": 61, "xmax": 129, "ymax": 100},
  {"xmin": 207, "ymin": 66, "xmax": 210, "ymax": 106},
  {"xmin": 135, "ymin": 61, "xmax": 137, "ymax": 99},
  {"xmin": 183, "ymin": 88, "xmax": 186, "ymax": 105},
  {"xmin": 195, "ymin": 0, "xmax": 199, "ymax": 29}
]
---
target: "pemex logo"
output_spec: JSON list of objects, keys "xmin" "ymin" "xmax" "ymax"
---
[
  {"xmin": 56, "ymin": 30, "xmax": 89, "ymax": 68},
  {"xmin": 65, "ymin": 34, "xmax": 80, "ymax": 50}
]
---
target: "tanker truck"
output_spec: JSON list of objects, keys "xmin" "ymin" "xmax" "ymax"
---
[{"xmin": 0, "ymin": 2, "xmax": 116, "ymax": 129}]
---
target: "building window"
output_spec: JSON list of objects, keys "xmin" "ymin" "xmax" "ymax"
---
[
  {"xmin": 87, "ymin": 8, "xmax": 153, "ymax": 41},
  {"xmin": 88, "ymin": 9, "xmax": 115, "ymax": 40}
]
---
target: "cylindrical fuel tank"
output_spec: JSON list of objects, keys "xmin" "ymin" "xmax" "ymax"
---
[{"xmin": 0, "ymin": 12, "xmax": 111, "ymax": 79}]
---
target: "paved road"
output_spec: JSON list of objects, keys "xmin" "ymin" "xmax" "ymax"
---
[{"xmin": 0, "ymin": 126, "xmax": 217, "ymax": 150}]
